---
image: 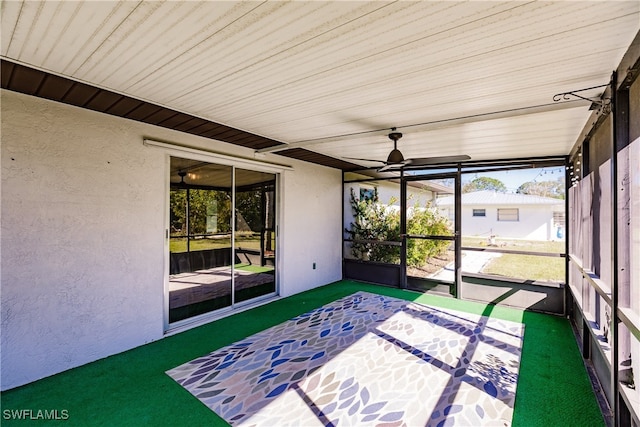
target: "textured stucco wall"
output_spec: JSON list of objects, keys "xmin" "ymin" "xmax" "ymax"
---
[
  {"xmin": 1, "ymin": 90, "xmax": 342, "ymax": 390},
  {"xmin": 280, "ymin": 164, "xmax": 342, "ymax": 297},
  {"xmin": 1, "ymin": 90, "xmax": 166, "ymax": 391}
]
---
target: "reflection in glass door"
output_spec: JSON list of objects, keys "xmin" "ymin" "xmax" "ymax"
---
[
  {"xmin": 403, "ymin": 175, "xmax": 458, "ymax": 295},
  {"xmin": 168, "ymin": 157, "xmax": 277, "ymax": 325},
  {"xmin": 233, "ymin": 168, "xmax": 276, "ymax": 304}
]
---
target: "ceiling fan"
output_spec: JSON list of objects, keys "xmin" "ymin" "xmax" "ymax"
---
[{"xmin": 346, "ymin": 129, "xmax": 470, "ymax": 172}]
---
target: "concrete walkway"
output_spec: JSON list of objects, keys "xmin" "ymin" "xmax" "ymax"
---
[{"xmin": 429, "ymin": 250, "xmax": 502, "ymax": 282}]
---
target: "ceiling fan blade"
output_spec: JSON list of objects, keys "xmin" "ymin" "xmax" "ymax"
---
[
  {"xmin": 377, "ymin": 162, "xmax": 405, "ymax": 172},
  {"xmin": 405, "ymin": 155, "xmax": 471, "ymax": 166},
  {"xmin": 343, "ymin": 156, "xmax": 387, "ymax": 164}
]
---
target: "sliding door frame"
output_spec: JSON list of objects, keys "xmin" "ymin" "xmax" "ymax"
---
[{"xmin": 148, "ymin": 141, "xmax": 289, "ymax": 333}]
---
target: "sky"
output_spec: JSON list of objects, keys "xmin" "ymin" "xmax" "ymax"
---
[{"xmin": 462, "ymin": 166, "xmax": 566, "ymax": 193}]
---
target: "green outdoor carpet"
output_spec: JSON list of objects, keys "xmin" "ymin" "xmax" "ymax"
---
[
  {"xmin": 0, "ymin": 280, "xmax": 604, "ymax": 426},
  {"xmin": 167, "ymin": 291, "xmax": 525, "ymax": 426}
]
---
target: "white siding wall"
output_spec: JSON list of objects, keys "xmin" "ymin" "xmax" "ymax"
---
[
  {"xmin": 0, "ymin": 90, "xmax": 342, "ymax": 390},
  {"xmin": 461, "ymin": 205, "xmax": 558, "ymax": 240},
  {"xmin": 343, "ymin": 180, "xmax": 403, "ymax": 243},
  {"xmin": 342, "ymin": 180, "xmax": 435, "ymax": 235}
]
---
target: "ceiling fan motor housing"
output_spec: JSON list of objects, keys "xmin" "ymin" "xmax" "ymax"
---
[
  {"xmin": 386, "ymin": 131, "xmax": 404, "ymax": 164},
  {"xmin": 387, "ymin": 148, "xmax": 404, "ymax": 164}
]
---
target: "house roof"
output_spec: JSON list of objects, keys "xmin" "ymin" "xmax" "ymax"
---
[
  {"xmin": 437, "ymin": 190, "xmax": 564, "ymax": 206},
  {"xmin": 1, "ymin": 2, "xmax": 639, "ymax": 170}
]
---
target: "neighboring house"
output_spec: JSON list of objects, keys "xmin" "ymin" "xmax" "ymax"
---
[
  {"xmin": 346, "ymin": 178, "xmax": 452, "ymax": 207},
  {"xmin": 343, "ymin": 178, "xmax": 453, "ymax": 237},
  {"xmin": 437, "ymin": 190, "xmax": 565, "ymax": 241}
]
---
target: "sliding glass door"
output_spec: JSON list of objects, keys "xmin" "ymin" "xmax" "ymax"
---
[
  {"xmin": 233, "ymin": 168, "xmax": 276, "ymax": 304},
  {"xmin": 168, "ymin": 157, "xmax": 277, "ymax": 325}
]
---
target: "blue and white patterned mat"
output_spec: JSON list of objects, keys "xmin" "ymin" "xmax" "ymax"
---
[{"xmin": 167, "ymin": 292, "xmax": 524, "ymax": 426}]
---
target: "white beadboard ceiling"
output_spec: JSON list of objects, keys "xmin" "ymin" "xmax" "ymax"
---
[{"xmin": 2, "ymin": 1, "xmax": 639, "ymax": 166}]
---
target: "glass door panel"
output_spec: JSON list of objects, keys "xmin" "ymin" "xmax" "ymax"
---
[
  {"xmin": 233, "ymin": 168, "xmax": 277, "ymax": 304},
  {"xmin": 169, "ymin": 159, "xmax": 233, "ymax": 322},
  {"xmin": 404, "ymin": 176, "xmax": 457, "ymax": 293}
]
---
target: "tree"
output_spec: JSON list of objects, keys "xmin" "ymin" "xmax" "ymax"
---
[
  {"xmin": 462, "ymin": 177, "xmax": 507, "ymax": 193},
  {"xmin": 170, "ymin": 189, "xmax": 232, "ymax": 236},
  {"xmin": 236, "ymin": 189, "xmax": 264, "ymax": 232},
  {"xmin": 516, "ymin": 178, "xmax": 565, "ymax": 199}
]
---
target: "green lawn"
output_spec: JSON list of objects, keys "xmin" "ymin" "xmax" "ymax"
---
[
  {"xmin": 235, "ymin": 263, "xmax": 273, "ymax": 274},
  {"xmin": 170, "ymin": 236, "xmax": 262, "ymax": 253},
  {"xmin": 462, "ymin": 236, "xmax": 565, "ymax": 253},
  {"xmin": 482, "ymin": 254, "xmax": 565, "ymax": 282},
  {"xmin": 462, "ymin": 237, "xmax": 565, "ymax": 282}
]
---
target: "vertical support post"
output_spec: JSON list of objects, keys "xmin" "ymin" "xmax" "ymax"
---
[
  {"xmin": 342, "ymin": 171, "xmax": 346, "ymax": 280},
  {"xmin": 613, "ymin": 67, "xmax": 634, "ymax": 424},
  {"xmin": 583, "ymin": 319, "xmax": 592, "ymax": 359},
  {"xmin": 610, "ymin": 70, "xmax": 620, "ymax": 427},
  {"xmin": 231, "ymin": 167, "xmax": 236, "ymax": 306},
  {"xmin": 186, "ymin": 187, "xmax": 191, "ymax": 254},
  {"xmin": 260, "ymin": 185, "xmax": 266, "ymax": 266},
  {"xmin": 564, "ymin": 155, "xmax": 570, "ymax": 317},
  {"xmin": 400, "ymin": 169, "xmax": 407, "ymax": 289},
  {"xmin": 454, "ymin": 163, "xmax": 462, "ymax": 299}
]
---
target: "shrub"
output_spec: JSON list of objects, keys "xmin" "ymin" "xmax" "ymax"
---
[
  {"xmin": 406, "ymin": 203, "xmax": 452, "ymax": 267},
  {"xmin": 345, "ymin": 188, "xmax": 451, "ymax": 267},
  {"xmin": 345, "ymin": 188, "xmax": 400, "ymax": 263}
]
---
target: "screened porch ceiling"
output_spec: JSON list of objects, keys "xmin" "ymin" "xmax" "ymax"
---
[{"xmin": 2, "ymin": 1, "xmax": 639, "ymax": 170}]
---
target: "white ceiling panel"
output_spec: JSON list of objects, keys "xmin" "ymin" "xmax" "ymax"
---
[
  {"xmin": 2, "ymin": 0, "xmax": 638, "ymax": 168},
  {"xmin": 308, "ymin": 107, "xmax": 591, "ymax": 162}
]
